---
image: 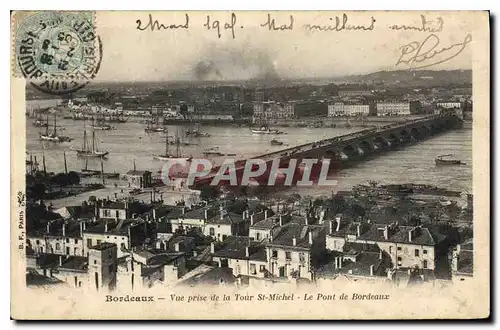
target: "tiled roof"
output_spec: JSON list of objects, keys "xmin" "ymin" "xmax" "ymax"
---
[
  {"xmin": 267, "ymin": 224, "xmax": 324, "ymax": 249},
  {"xmin": 207, "ymin": 211, "xmax": 245, "ymax": 225},
  {"xmin": 357, "ymin": 224, "xmax": 436, "ymax": 246},
  {"xmin": 316, "ymin": 251, "xmax": 389, "ymax": 278}
]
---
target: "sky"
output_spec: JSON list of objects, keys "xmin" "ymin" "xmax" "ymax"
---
[{"xmin": 91, "ymin": 11, "xmax": 478, "ymax": 82}]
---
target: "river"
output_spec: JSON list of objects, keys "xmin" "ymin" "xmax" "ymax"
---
[{"xmin": 26, "ymin": 101, "xmax": 472, "ymax": 199}]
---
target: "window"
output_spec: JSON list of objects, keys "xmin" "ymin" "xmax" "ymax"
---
[
  {"xmin": 256, "ymin": 232, "xmax": 261, "ymax": 241},
  {"xmin": 96, "ymin": 240, "xmax": 101, "ymax": 245},
  {"xmin": 423, "ymin": 249, "xmax": 428, "ymax": 254},
  {"xmin": 389, "ymin": 246, "xmax": 392, "ymax": 254},
  {"xmin": 74, "ymin": 239, "xmax": 78, "ymax": 244},
  {"xmin": 94, "ymin": 260, "xmax": 97, "ymax": 264},
  {"xmin": 423, "ymin": 260, "xmax": 428, "ymax": 269},
  {"xmin": 415, "ymin": 249, "xmax": 420, "ymax": 257},
  {"xmin": 116, "ymin": 210, "xmax": 119, "ymax": 218},
  {"xmin": 87, "ymin": 239, "xmax": 92, "ymax": 248},
  {"xmin": 36, "ymin": 240, "xmax": 40, "ymax": 245},
  {"xmin": 299, "ymin": 253, "xmax": 305, "ymax": 263},
  {"xmin": 209, "ymin": 227, "xmax": 215, "ymax": 235},
  {"xmin": 285, "ymin": 252, "xmax": 291, "ymax": 260},
  {"xmin": 55, "ymin": 243, "xmax": 60, "ymax": 250},
  {"xmin": 397, "ymin": 246, "xmax": 402, "ymax": 251},
  {"xmin": 259, "ymin": 265, "xmax": 265, "ymax": 272},
  {"xmin": 66, "ymin": 238, "xmax": 69, "ymax": 243},
  {"xmin": 272, "ymin": 250, "xmax": 278, "ymax": 258},
  {"xmin": 121, "ymin": 243, "xmax": 126, "ymax": 250},
  {"xmin": 66, "ymin": 247, "xmax": 70, "ymax": 255},
  {"xmin": 250, "ymin": 264, "xmax": 256, "ymax": 275},
  {"xmin": 397, "ymin": 257, "xmax": 402, "ymax": 261}
]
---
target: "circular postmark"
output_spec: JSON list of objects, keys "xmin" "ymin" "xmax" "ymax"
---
[{"xmin": 14, "ymin": 12, "xmax": 102, "ymax": 95}]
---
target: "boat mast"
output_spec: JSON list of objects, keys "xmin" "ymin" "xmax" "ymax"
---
[
  {"xmin": 83, "ymin": 121, "xmax": 87, "ymax": 152},
  {"xmin": 164, "ymin": 128, "xmax": 169, "ymax": 156},
  {"xmin": 92, "ymin": 128, "xmax": 96, "ymax": 153},
  {"xmin": 63, "ymin": 151, "xmax": 67, "ymax": 174},
  {"xmin": 175, "ymin": 127, "xmax": 180, "ymax": 158},
  {"xmin": 100, "ymin": 157, "xmax": 105, "ymax": 185},
  {"xmin": 45, "ymin": 116, "xmax": 49, "ymax": 135},
  {"xmin": 53, "ymin": 114, "xmax": 57, "ymax": 136}
]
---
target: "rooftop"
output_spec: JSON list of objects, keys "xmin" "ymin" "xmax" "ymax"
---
[
  {"xmin": 90, "ymin": 242, "xmax": 117, "ymax": 251},
  {"xmin": 357, "ymin": 224, "xmax": 438, "ymax": 246},
  {"xmin": 267, "ymin": 223, "xmax": 324, "ymax": 250}
]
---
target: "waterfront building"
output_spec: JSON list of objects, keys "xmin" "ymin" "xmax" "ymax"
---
[
  {"xmin": 327, "ymin": 102, "xmax": 373, "ymax": 117},
  {"xmin": 252, "ymin": 101, "xmax": 295, "ymax": 121},
  {"xmin": 27, "ymin": 220, "xmax": 85, "ymax": 257},
  {"xmin": 376, "ymin": 101, "xmax": 421, "ymax": 116},
  {"xmin": 436, "ymin": 101, "xmax": 463, "ymax": 109}
]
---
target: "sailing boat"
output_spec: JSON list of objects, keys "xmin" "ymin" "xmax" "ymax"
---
[
  {"xmin": 145, "ymin": 112, "xmax": 165, "ymax": 132},
  {"xmin": 73, "ymin": 121, "xmax": 109, "ymax": 158},
  {"xmin": 39, "ymin": 114, "xmax": 72, "ymax": 142},
  {"xmin": 153, "ymin": 127, "xmax": 192, "ymax": 161},
  {"xmin": 32, "ymin": 106, "xmax": 48, "ymax": 127}
]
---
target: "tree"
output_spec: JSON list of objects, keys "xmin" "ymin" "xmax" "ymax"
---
[
  {"xmin": 67, "ymin": 171, "xmax": 80, "ymax": 185},
  {"xmin": 51, "ymin": 173, "xmax": 68, "ymax": 187},
  {"xmin": 88, "ymin": 195, "xmax": 97, "ymax": 205},
  {"xmin": 200, "ymin": 186, "xmax": 219, "ymax": 201}
]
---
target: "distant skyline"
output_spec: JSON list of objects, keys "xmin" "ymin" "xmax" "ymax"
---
[{"xmin": 89, "ymin": 11, "xmax": 472, "ymax": 82}]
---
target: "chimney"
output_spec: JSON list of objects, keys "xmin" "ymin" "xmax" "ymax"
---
[
  {"xmin": 305, "ymin": 214, "xmax": 309, "ymax": 226},
  {"xmin": 104, "ymin": 221, "xmax": 108, "ymax": 233},
  {"xmin": 408, "ymin": 229, "xmax": 413, "ymax": 242},
  {"xmin": 46, "ymin": 221, "xmax": 51, "ymax": 233},
  {"xmin": 279, "ymin": 215, "xmax": 283, "ymax": 226},
  {"xmin": 250, "ymin": 214, "xmax": 254, "ymax": 226},
  {"xmin": 264, "ymin": 210, "xmax": 268, "ymax": 219},
  {"xmin": 334, "ymin": 257, "xmax": 339, "ymax": 269},
  {"xmin": 336, "ymin": 217, "xmax": 341, "ymax": 232},
  {"xmin": 220, "ymin": 210, "xmax": 224, "ymax": 221},
  {"xmin": 59, "ymin": 255, "xmax": 63, "ymax": 267},
  {"xmin": 308, "ymin": 231, "xmax": 313, "ymax": 245},
  {"xmin": 182, "ymin": 207, "xmax": 185, "ymax": 215},
  {"xmin": 62, "ymin": 223, "xmax": 66, "ymax": 236},
  {"xmin": 292, "ymin": 236, "xmax": 297, "ymax": 246},
  {"xmin": 369, "ymin": 264, "xmax": 374, "ymax": 276},
  {"xmin": 210, "ymin": 242, "xmax": 215, "ymax": 254},
  {"xmin": 329, "ymin": 220, "xmax": 333, "ymax": 234},
  {"xmin": 174, "ymin": 242, "xmax": 180, "ymax": 252},
  {"xmin": 339, "ymin": 257, "xmax": 343, "ymax": 268},
  {"xmin": 127, "ymin": 225, "xmax": 131, "ymax": 239},
  {"xmin": 245, "ymin": 246, "xmax": 250, "ymax": 257},
  {"xmin": 79, "ymin": 221, "xmax": 83, "ymax": 236},
  {"xmin": 356, "ymin": 224, "xmax": 361, "ymax": 237},
  {"xmin": 204, "ymin": 209, "xmax": 208, "ymax": 220},
  {"xmin": 383, "ymin": 225, "xmax": 389, "ymax": 240},
  {"xmin": 152, "ymin": 209, "xmax": 157, "ymax": 221},
  {"xmin": 379, "ymin": 250, "xmax": 383, "ymax": 260}
]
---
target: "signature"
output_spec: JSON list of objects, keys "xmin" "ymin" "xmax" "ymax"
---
[{"xmin": 396, "ymin": 34, "xmax": 472, "ymax": 69}]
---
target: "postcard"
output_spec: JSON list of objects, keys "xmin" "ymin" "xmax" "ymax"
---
[{"xmin": 10, "ymin": 10, "xmax": 490, "ymax": 320}]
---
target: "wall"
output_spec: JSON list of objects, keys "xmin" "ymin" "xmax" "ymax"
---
[
  {"xmin": 204, "ymin": 224, "xmax": 232, "ymax": 242},
  {"xmin": 83, "ymin": 232, "xmax": 130, "ymax": 258},
  {"xmin": 266, "ymin": 246, "xmax": 312, "ymax": 280}
]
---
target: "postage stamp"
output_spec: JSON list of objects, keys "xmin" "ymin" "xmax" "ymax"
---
[{"xmin": 12, "ymin": 11, "xmax": 102, "ymax": 95}]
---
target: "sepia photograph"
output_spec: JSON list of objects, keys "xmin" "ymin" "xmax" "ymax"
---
[{"xmin": 10, "ymin": 10, "xmax": 490, "ymax": 320}]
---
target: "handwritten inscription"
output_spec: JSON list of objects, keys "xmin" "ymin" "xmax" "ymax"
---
[
  {"xmin": 390, "ymin": 15, "xmax": 444, "ymax": 33},
  {"xmin": 203, "ymin": 13, "xmax": 238, "ymax": 39},
  {"xmin": 396, "ymin": 34, "xmax": 472, "ymax": 69},
  {"xmin": 136, "ymin": 14, "xmax": 189, "ymax": 31},
  {"xmin": 260, "ymin": 14, "xmax": 294, "ymax": 31},
  {"xmin": 303, "ymin": 14, "xmax": 376, "ymax": 32}
]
